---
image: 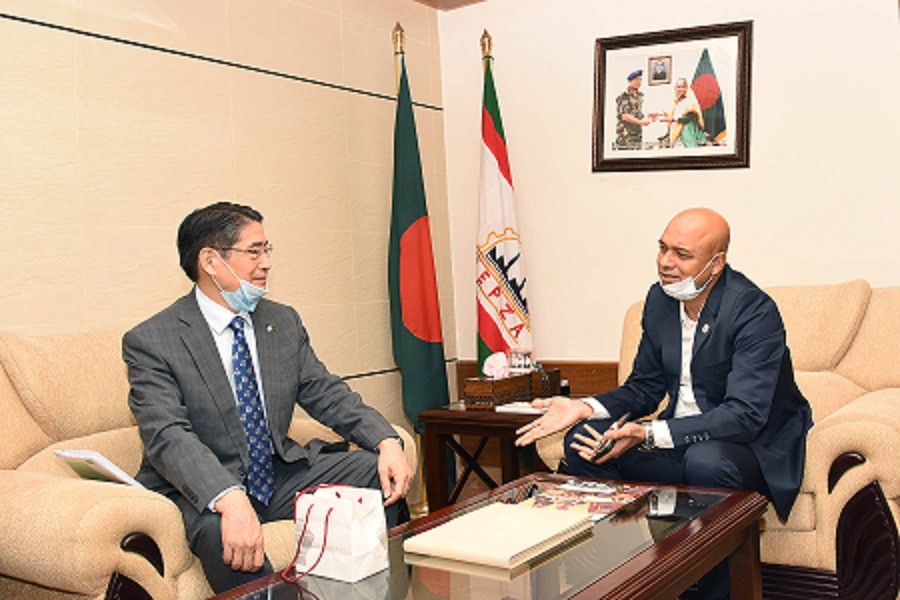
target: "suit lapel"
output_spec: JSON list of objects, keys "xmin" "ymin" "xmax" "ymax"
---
[
  {"xmin": 659, "ymin": 297, "xmax": 682, "ymax": 383},
  {"xmin": 250, "ymin": 301, "xmax": 283, "ymax": 433},
  {"xmin": 176, "ymin": 293, "xmax": 244, "ymax": 443},
  {"xmin": 692, "ymin": 266, "xmax": 729, "ymax": 358}
]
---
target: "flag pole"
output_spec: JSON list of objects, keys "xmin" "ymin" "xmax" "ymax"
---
[
  {"xmin": 393, "ymin": 22, "xmax": 405, "ymax": 93},
  {"xmin": 393, "ymin": 21, "xmax": 430, "ymax": 519}
]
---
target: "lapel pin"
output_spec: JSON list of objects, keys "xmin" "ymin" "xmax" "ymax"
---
[
  {"xmin": 266, "ymin": 324, "xmax": 275, "ymax": 333},
  {"xmin": 701, "ymin": 324, "xmax": 710, "ymax": 334}
]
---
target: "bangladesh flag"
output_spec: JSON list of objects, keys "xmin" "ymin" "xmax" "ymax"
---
[
  {"xmin": 692, "ymin": 48, "xmax": 727, "ymax": 143},
  {"xmin": 388, "ymin": 56, "xmax": 449, "ymax": 434},
  {"xmin": 476, "ymin": 53, "xmax": 531, "ymax": 374}
]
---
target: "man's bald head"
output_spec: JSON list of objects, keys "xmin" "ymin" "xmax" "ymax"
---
[
  {"xmin": 664, "ymin": 208, "xmax": 730, "ymax": 258},
  {"xmin": 657, "ymin": 208, "xmax": 730, "ymax": 312}
]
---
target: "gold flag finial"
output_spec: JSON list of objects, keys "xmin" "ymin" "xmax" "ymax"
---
[
  {"xmin": 393, "ymin": 23, "xmax": 405, "ymax": 93},
  {"xmin": 393, "ymin": 22, "xmax": 405, "ymax": 55},
  {"xmin": 481, "ymin": 29, "xmax": 492, "ymax": 60}
]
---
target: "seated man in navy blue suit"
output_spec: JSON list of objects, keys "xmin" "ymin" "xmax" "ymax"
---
[{"xmin": 516, "ymin": 207, "xmax": 812, "ymax": 599}]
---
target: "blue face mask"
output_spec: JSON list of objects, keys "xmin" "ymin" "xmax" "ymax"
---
[{"xmin": 213, "ymin": 252, "xmax": 268, "ymax": 313}]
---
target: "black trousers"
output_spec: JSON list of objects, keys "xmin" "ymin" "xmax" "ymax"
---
[
  {"xmin": 564, "ymin": 418, "xmax": 768, "ymax": 600},
  {"xmin": 169, "ymin": 447, "xmax": 407, "ymax": 594}
]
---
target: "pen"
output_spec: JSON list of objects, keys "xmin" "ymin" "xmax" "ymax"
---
[{"xmin": 590, "ymin": 412, "xmax": 631, "ymax": 460}]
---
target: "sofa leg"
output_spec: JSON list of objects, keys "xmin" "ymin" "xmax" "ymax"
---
[
  {"xmin": 105, "ymin": 532, "xmax": 163, "ymax": 600},
  {"xmin": 835, "ymin": 481, "xmax": 899, "ymax": 599}
]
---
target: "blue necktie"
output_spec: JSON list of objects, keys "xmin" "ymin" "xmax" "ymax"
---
[{"xmin": 228, "ymin": 316, "xmax": 275, "ymax": 505}]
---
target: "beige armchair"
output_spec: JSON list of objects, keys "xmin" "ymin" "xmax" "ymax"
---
[
  {"xmin": 537, "ymin": 280, "xmax": 900, "ymax": 597},
  {"xmin": 0, "ymin": 330, "xmax": 416, "ymax": 599}
]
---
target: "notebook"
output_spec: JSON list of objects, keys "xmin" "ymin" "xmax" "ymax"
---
[{"xmin": 402, "ymin": 501, "xmax": 591, "ymax": 569}]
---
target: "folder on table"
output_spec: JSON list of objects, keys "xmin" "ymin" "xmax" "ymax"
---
[{"xmin": 402, "ymin": 502, "xmax": 591, "ymax": 569}]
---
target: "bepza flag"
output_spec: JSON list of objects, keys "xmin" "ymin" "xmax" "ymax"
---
[
  {"xmin": 476, "ymin": 53, "xmax": 532, "ymax": 374},
  {"xmin": 388, "ymin": 56, "xmax": 449, "ymax": 434},
  {"xmin": 691, "ymin": 48, "xmax": 727, "ymax": 143}
]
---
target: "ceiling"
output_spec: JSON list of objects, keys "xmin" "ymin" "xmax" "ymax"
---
[{"xmin": 411, "ymin": 0, "xmax": 486, "ymax": 10}]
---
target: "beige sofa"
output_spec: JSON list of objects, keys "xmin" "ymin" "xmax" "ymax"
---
[
  {"xmin": 0, "ymin": 330, "xmax": 416, "ymax": 599},
  {"xmin": 537, "ymin": 280, "xmax": 899, "ymax": 597}
]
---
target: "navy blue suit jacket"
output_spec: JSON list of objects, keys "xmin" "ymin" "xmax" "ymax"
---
[{"xmin": 597, "ymin": 266, "xmax": 812, "ymax": 520}]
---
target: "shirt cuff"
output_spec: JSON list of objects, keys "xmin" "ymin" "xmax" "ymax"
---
[
  {"xmin": 376, "ymin": 436, "xmax": 404, "ymax": 451},
  {"xmin": 580, "ymin": 397, "xmax": 612, "ymax": 420},
  {"xmin": 651, "ymin": 420, "xmax": 674, "ymax": 449},
  {"xmin": 208, "ymin": 485, "xmax": 241, "ymax": 512}
]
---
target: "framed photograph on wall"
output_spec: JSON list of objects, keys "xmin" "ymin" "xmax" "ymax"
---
[
  {"xmin": 592, "ymin": 21, "xmax": 752, "ymax": 172},
  {"xmin": 648, "ymin": 56, "xmax": 672, "ymax": 85}
]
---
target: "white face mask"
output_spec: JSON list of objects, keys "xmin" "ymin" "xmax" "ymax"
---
[{"xmin": 660, "ymin": 253, "xmax": 721, "ymax": 301}]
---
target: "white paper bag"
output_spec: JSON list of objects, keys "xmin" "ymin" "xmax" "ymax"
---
[
  {"xmin": 284, "ymin": 485, "xmax": 389, "ymax": 583},
  {"xmin": 300, "ymin": 567, "xmax": 390, "ymax": 600}
]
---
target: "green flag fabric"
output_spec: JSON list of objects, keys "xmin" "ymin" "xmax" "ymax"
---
[
  {"xmin": 691, "ymin": 48, "xmax": 727, "ymax": 143},
  {"xmin": 389, "ymin": 56, "xmax": 449, "ymax": 434}
]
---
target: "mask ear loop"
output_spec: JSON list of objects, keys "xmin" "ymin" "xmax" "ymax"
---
[{"xmin": 695, "ymin": 252, "xmax": 723, "ymax": 289}]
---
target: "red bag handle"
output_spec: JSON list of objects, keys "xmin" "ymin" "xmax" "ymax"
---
[{"xmin": 281, "ymin": 483, "xmax": 362, "ymax": 582}]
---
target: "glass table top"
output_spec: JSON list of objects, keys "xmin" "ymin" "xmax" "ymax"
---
[{"xmin": 219, "ymin": 473, "xmax": 728, "ymax": 600}]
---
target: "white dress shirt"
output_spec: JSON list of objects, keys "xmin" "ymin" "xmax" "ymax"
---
[{"xmin": 582, "ymin": 301, "xmax": 702, "ymax": 449}]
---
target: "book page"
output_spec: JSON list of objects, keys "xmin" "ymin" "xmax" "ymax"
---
[{"xmin": 54, "ymin": 449, "xmax": 144, "ymax": 488}]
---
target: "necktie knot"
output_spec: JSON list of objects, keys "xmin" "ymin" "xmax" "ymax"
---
[{"xmin": 228, "ymin": 316, "xmax": 245, "ymax": 335}]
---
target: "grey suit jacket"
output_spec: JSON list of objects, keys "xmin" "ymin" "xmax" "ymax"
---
[{"xmin": 123, "ymin": 292, "xmax": 396, "ymax": 512}]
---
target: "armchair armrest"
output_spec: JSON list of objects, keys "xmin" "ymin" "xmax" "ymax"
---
[
  {"xmin": 0, "ymin": 470, "xmax": 193, "ymax": 598},
  {"xmin": 287, "ymin": 417, "xmax": 418, "ymax": 472},
  {"xmin": 801, "ymin": 389, "xmax": 900, "ymax": 572},
  {"xmin": 805, "ymin": 388, "xmax": 900, "ymax": 497}
]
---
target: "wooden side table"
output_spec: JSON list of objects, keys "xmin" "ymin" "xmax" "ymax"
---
[{"xmin": 419, "ymin": 403, "xmax": 547, "ymax": 511}]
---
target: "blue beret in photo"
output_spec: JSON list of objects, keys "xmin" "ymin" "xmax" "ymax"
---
[{"xmin": 627, "ymin": 69, "xmax": 643, "ymax": 81}]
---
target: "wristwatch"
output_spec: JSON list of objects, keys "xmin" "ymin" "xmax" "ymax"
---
[{"xmin": 640, "ymin": 422, "xmax": 656, "ymax": 451}]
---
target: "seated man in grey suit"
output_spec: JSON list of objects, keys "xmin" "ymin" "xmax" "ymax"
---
[{"xmin": 124, "ymin": 201, "xmax": 413, "ymax": 593}]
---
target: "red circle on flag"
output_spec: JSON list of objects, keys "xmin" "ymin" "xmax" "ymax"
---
[
  {"xmin": 692, "ymin": 73, "xmax": 721, "ymax": 110},
  {"xmin": 400, "ymin": 216, "xmax": 443, "ymax": 343}
]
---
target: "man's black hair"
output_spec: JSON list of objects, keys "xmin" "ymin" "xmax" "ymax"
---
[{"xmin": 177, "ymin": 201, "xmax": 263, "ymax": 281}]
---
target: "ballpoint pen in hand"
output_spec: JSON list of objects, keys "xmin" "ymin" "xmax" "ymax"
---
[{"xmin": 589, "ymin": 412, "xmax": 631, "ymax": 461}]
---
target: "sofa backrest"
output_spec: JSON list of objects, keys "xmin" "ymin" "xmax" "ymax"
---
[
  {"xmin": 616, "ymin": 280, "xmax": 887, "ymax": 424},
  {"xmin": 835, "ymin": 287, "xmax": 900, "ymax": 391},
  {"xmin": 0, "ymin": 331, "xmax": 132, "ymax": 469}
]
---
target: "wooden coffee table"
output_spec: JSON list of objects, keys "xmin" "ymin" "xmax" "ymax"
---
[{"xmin": 213, "ymin": 473, "xmax": 767, "ymax": 599}]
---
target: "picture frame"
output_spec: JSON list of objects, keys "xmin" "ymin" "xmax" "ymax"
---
[
  {"xmin": 648, "ymin": 55, "xmax": 672, "ymax": 86},
  {"xmin": 592, "ymin": 21, "xmax": 752, "ymax": 172}
]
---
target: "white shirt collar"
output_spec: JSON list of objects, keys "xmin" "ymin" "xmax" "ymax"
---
[{"xmin": 195, "ymin": 286, "xmax": 251, "ymax": 335}]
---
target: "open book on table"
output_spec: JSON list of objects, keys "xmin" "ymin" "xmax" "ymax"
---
[
  {"xmin": 54, "ymin": 449, "xmax": 144, "ymax": 488},
  {"xmin": 402, "ymin": 501, "xmax": 592, "ymax": 569}
]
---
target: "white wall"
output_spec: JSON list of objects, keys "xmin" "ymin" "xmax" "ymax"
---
[{"xmin": 439, "ymin": 0, "xmax": 900, "ymax": 361}]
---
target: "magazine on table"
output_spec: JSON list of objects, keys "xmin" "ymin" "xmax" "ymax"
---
[{"xmin": 518, "ymin": 479, "xmax": 654, "ymax": 522}]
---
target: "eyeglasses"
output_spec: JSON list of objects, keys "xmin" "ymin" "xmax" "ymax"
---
[{"xmin": 217, "ymin": 242, "xmax": 273, "ymax": 260}]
